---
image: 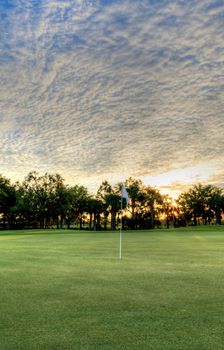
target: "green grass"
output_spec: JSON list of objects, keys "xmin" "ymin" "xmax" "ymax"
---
[{"xmin": 0, "ymin": 226, "xmax": 224, "ymax": 349}]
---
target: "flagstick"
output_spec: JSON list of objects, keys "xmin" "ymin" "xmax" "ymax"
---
[{"xmin": 119, "ymin": 196, "xmax": 123, "ymax": 259}]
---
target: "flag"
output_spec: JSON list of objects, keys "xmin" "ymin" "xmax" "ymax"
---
[{"xmin": 121, "ymin": 184, "xmax": 129, "ymax": 203}]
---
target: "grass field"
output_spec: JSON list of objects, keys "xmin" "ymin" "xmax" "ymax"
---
[{"xmin": 0, "ymin": 226, "xmax": 224, "ymax": 350}]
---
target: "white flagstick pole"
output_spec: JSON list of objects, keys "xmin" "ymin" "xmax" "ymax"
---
[{"xmin": 119, "ymin": 195, "xmax": 123, "ymax": 259}]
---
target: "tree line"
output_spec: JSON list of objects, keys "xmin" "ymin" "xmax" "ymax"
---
[{"xmin": 0, "ymin": 171, "xmax": 224, "ymax": 230}]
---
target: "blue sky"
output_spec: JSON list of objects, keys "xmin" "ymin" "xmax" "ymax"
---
[{"xmin": 0, "ymin": 0, "xmax": 223, "ymax": 196}]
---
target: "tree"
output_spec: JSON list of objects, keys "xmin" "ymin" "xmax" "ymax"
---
[
  {"xmin": 85, "ymin": 198, "xmax": 103, "ymax": 230},
  {"xmin": 97, "ymin": 181, "xmax": 122, "ymax": 230},
  {"xmin": 64, "ymin": 185, "xmax": 89, "ymax": 229},
  {"xmin": 53, "ymin": 184, "xmax": 71, "ymax": 229},
  {"xmin": 16, "ymin": 171, "xmax": 66, "ymax": 228},
  {"xmin": 105, "ymin": 193, "xmax": 121, "ymax": 230},
  {"xmin": 124, "ymin": 178, "xmax": 143, "ymax": 229},
  {"xmin": 144, "ymin": 186, "xmax": 163, "ymax": 229},
  {"xmin": 123, "ymin": 179, "xmax": 163, "ymax": 229},
  {"xmin": 178, "ymin": 184, "xmax": 223, "ymax": 226},
  {"xmin": 97, "ymin": 180, "xmax": 112, "ymax": 230},
  {"xmin": 0, "ymin": 175, "xmax": 16, "ymax": 229},
  {"xmin": 208, "ymin": 191, "xmax": 224, "ymax": 225},
  {"xmin": 162, "ymin": 195, "xmax": 172, "ymax": 229}
]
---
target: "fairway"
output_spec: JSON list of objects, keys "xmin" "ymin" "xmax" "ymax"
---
[{"xmin": 0, "ymin": 227, "xmax": 224, "ymax": 350}]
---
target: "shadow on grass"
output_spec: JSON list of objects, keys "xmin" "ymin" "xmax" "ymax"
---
[{"xmin": 0, "ymin": 225, "xmax": 223, "ymax": 238}]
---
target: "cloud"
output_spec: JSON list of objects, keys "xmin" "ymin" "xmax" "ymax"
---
[{"xmin": 0, "ymin": 0, "xmax": 223, "ymax": 194}]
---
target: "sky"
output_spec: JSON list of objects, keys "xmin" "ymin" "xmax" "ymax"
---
[{"xmin": 0, "ymin": 0, "xmax": 223, "ymax": 197}]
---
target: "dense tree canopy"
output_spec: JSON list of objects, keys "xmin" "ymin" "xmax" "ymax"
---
[
  {"xmin": 177, "ymin": 184, "xmax": 224, "ymax": 226},
  {"xmin": 0, "ymin": 172, "xmax": 223, "ymax": 230}
]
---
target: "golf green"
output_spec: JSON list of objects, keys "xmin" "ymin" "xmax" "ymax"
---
[{"xmin": 0, "ymin": 227, "xmax": 224, "ymax": 349}]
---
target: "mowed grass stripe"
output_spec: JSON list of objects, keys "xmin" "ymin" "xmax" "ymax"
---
[{"xmin": 0, "ymin": 228, "xmax": 224, "ymax": 349}]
